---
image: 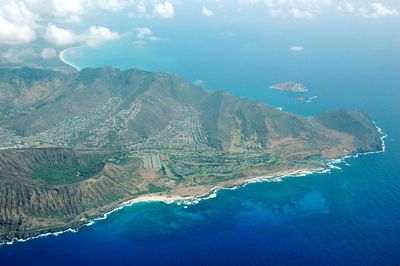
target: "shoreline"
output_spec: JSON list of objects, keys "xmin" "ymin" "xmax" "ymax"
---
[
  {"xmin": 0, "ymin": 124, "xmax": 388, "ymax": 248},
  {"xmin": 59, "ymin": 46, "xmax": 84, "ymax": 71},
  {"xmin": 0, "ymin": 167, "xmax": 323, "ymax": 247}
]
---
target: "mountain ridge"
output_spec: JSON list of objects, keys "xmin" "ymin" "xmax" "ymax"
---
[{"xmin": 0, "ymin": 67, "xmax": 383, "ymax": 242}]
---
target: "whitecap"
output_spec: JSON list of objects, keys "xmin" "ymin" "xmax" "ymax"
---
[{"xmin": 1, "ymin": 123, "xmax": 387, "ymax": 247}]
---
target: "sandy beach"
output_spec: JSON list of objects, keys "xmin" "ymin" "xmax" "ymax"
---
[
  {"xmin": 1, "ymin": 124, "xmax": 386, "ymax": 247},
  {"xmin": 117, "ymin": 167, "xmax": 326, "ymax": 209},
  {"xmin": 0, "ymin": 152, "xmax": 379, "ymax": 247},
  {"xmin": 59, "ymin": 46, "xmax": 83, "ymax": 71}
]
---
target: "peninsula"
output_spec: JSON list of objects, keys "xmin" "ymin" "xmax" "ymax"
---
[{"xmin": 0, "ymin": 67, "xmax": 383, "ymax": 243}]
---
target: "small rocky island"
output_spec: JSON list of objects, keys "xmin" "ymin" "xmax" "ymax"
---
[
  {"xmin": 0, "ymin": 67, "xmax": 383, "ymax": 243},
  {"xmin": 297, "ymin": 96, "xmax": 318, "ymax": 103},
  {"xmin": 270, "ymin": 81, "xmax": 308, "ymax": 92}
]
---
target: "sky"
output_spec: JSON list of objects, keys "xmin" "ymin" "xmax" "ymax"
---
[{"xmin": 0, "ymin": 0, "xmax": 399, "ymax": 64}]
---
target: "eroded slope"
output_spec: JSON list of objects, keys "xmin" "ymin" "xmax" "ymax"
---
[{"xmin": 0, "ymin": 67, "xmax": 383, "ymax": 242}]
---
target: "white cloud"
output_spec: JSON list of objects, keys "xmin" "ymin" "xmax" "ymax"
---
[
  {"xmin": 0, "ymin": 0, "xmax": 173, "ymax": 47},
  {"xmin": 83, "ymin": 26, "xmax": 120, "ymax": 47},
  {"xmin": 290, "ymin": 8, "xmax": 313, "ymax": 18},
  {"xmin": 20, "ymin": 0, "xmax": 143, "ymax": 24},
  {"xmin": 3, "ymin": 0, "xmax": 398, "ymax": 49},
  {"xmin": 44, "ymin": 23, "xmax": 120, "ymax": 47},
  {"xmin": 194, "ymin": 79, "xmax": 204, "ymax": 86},
  {"xmin": 136, "ymin": 27, "xmax": 154, "ymax": 40},
  {"xmin": 270, "ymin": 9, "xmax": 284, "ymax": 17},
  {"xmin": 134, "ymin": 27, "xmax": 160, "ymax": 47},
  {"xmin": 237, "ymin": 0, "xmax": 272, "ymax": 5},
  {"xmin": 44, "ymin": 23, "xmax": 77, "ymax": 46},
  {"xmin": 0, "ymin": 17, "xmax": 37, "ymax": 45},
  {"xmin": 40, "ymin": 47, "xmax": 57, "ymax": 59},
  {"xmin": 148, "ymin": 35, "xmax": 160, "ymax": 41},
  {"xmin": 65, "ymin": 15, "xmax": 82, "ymax": 23},
  {"xmin": 238, "ymin": 0, "xmax": 332, "ymax": 18},
  {"xmin": 337, "ymin": 2, "xmax": 354, "ymax": 13},
  {"xmin": 290, "ymin": 46, "xmax": 304, "ymax": 52},
  {"xmin": 52, "ymin": 0, "xmax": 85, "ymax": 15},
  {"xmin": 128, "ymin": 1, "xmax": 154, "ymax": 18},
  {"xmin": 153, "ymin": 1, "xmax": 174, "ymax": 18},
  {"xmin": 359, "ymin": 2, "xmax": 398, "ymax": 18},
  {"xmin": 0, "ymin": 0, "xmax": 38, "ymax": 44},
  {"xmin": 137, "ymin": 2, "xmax": 146, "ymax": 14},
  {"xmin": 0, "ymin": 48, "xmax": 37, "ymax": 63},
  {"xmin": 202, "ymin": 6, "xmax": 214, "ymax": 16},
  {"xmin": 96, "ymin": 0, "xmax": 130, "ymax": 12},
  {"xmin": 49, "ymin": 0, "xmax": 130, "ymax": 21}
]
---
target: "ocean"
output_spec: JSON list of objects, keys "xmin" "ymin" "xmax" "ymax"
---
[{"xmin": 1, "ymin": 16, "xmax": 400, "ymax": 265}]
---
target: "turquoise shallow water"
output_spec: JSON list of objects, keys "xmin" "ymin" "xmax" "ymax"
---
[{"xmin": 1, "ymin": 20, "xmax": 400, "ymax": 265}]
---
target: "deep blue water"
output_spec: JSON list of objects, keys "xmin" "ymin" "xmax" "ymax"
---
[{"xmin": 1, "ymin": 17, "xmax": 400, "ymax": 265}]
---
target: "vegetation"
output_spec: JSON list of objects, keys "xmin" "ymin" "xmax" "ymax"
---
[
  {"xmin": 0, "ymin": 67, "xmax": 383, "ymax": 242},
  {"xmin": 167, "ymin": 151, "xmax": 277, "ymax": 178},
  {"xmin": 148, "ymin": 184, "xmax": 167, "ymax": 193},
  {"xmin": 31, "ymin": 157, "xmax": 104, "ymax": 185}
]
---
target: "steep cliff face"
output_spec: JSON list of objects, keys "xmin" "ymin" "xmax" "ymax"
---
[
  {"xmin": 0, "ymin": 67, "xmax": 381, "ymax": 155},
  {"xmin": 314, "ymin": 109, "xmax": 383, "ymax": 153},
  {"xmin": 0, "ymin": 67, "xmax": 383, "ymax": 242},
  {"xmin": 195, "ymin": 91, "xmax": 381, "ymax": 158},
  {"xmin": 0, "ymin": 148, "xmax": 143, "ymax": 241}
]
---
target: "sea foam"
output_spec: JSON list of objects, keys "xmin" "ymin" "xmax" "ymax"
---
[{"xmin": 1, "ymin": 123, "xmax": 388, "ymax": 247}]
